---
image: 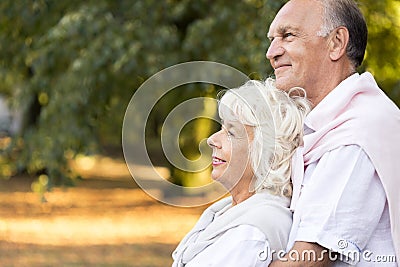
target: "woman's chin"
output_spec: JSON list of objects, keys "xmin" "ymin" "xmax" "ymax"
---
[
  {"xmin": 211, "ymin": 175, "xmax": 238, "ymax": 192},
  {"xmin": 211, "ymin": 170, "xmax": 229, "ymax": 182},
  {"xmin": 211, "ymin": 173, "xmax": 221, "ymax": 181},
  {"xmin": 211, "ymin": 172, "xmax": 226, "ymax": 185}
]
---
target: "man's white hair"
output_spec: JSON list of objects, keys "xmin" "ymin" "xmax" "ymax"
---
[
  {"xmin": 315, "ymin": 0, "xmax": 368, "ymax": 68},
  {"xmin": 218, "ymin": 79, "xmax": 310, "ymax": 197},
  {"xmin": 316, "ymin": 0, "xmax": 342, "ymax": 37}
]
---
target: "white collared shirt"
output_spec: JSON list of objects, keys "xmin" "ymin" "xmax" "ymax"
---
[
  {"xmin": 172, "ymin": 192, "xmax": 292, "ymax": 267},
  {"xmin": 183, "ymin": 224, "xmax": 272, "ymax": 267},
  {"xmin": 288, "ymin": 131, "xmax": 397, "ymax": 266}
]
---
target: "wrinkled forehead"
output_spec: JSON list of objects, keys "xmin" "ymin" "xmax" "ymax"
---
[
  {"xmin": 221, "ymin": 119, "xmax": 255, "ymax": 140},
  {"xmin": 218, "ymin": 100, "xmax": 241, "ymax": 124},
  {"xmin": 268, "ymin": 0, "xmax": 324, "ymax": 35},
  {"xmin": 218, "ymin": 91, "xmax": 255, "ymax": 124}
]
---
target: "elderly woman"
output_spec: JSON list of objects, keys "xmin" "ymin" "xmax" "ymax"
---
[{"xmin": 172, "ymin": 79, "xmax": 310, "ymax": 267}]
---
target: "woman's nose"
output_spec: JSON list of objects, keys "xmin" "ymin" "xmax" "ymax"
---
[{"xmin": 207, "ymin": 131, "xmax": 221, "ymax": 148}]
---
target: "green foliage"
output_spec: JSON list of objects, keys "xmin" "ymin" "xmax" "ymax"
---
[
  {"xmin": 359, "ymin": 0, "xmax": 400, "ymax": 105},
  {"xmin": 0, "ymin": 0, "xmax": 398, "ymax": 190}
]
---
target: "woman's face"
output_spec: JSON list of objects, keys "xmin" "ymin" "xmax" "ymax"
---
[{"xmin": 207, "ymin": 120, "xmax": 254, "ymax": 191}]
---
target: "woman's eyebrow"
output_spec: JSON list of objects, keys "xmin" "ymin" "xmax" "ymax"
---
[{"xmin": 225, "ymin": 122, "xmax": 236, "ymax": 130}]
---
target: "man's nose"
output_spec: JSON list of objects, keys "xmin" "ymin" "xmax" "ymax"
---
[{"xmin": 266, "ymin": 38, "xmax": 284, "ymax": 61}]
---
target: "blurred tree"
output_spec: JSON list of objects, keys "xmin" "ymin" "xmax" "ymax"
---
[
  {"xmin": 0, "ymin": 0, "xmax": 398, "ymax": 192},
  {"xmin": 0, "ymin": 0, "xmax": 184, "ymax": 189},
  {"xmin": 359, "ymin": 0, "xmax": 400, "ymax": 106}
]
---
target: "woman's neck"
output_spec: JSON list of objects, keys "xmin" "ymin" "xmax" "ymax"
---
[{"xmin": 230, "ymin": 181, "xmax": 255, "ymax": 206}]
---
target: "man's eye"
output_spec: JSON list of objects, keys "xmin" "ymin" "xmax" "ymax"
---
[{"xmin": 283, "ymin": 32, "xmax": 294, "ymax": 38}]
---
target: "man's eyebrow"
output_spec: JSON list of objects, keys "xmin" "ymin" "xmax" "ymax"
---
[
  {"xmin": 268, "ymin": 25, "xmax": 299, "ymax": 39},
  {"xmin": 278, "ymin": 25, "xmax": 299, "ymax": 34}
]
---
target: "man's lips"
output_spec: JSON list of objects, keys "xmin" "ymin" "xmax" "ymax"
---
[
  {"xmin": 274, "ymin": 64, "xmax": 291, "ymax": 71},
  {"xmin": 212, "ymin": 156, "xmax": 226, "ymax": 166}
]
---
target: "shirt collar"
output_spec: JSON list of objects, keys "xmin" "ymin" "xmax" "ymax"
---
[
  {"xmin": 305, "ymin": 73, "xmax": 360, "ymax": 131},
  {"xmin": 303, "ymin": 123, "xmax": 315, "ymax": 135}
]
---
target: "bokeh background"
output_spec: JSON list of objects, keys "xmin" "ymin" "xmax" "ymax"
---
[{"xmin": 0, "ymin": 0, "xmax": 399, "ymax": 266}]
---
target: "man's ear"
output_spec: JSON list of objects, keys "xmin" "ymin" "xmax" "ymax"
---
[{"xmin": 329, "ymin": 27, "xmax": 349, "ymax": 61}]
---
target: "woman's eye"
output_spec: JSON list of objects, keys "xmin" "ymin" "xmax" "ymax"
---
[{"xmin": 221, "ymin": 126, "xmax": 234, "ymax": 138}]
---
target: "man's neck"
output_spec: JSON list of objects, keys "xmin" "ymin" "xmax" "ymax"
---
[{"xmin": 309, "ymin": 65, "xmax": 356, "ymax": 107}]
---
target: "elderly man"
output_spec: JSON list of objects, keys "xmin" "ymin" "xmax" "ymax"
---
[{"xmin": 266, "ymin": 0, "xmax": 399, "ymax": 266}]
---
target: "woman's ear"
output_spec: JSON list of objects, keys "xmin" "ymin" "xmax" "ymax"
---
[{"xmin": 329, "ymin": 27, "xmax": 350, "ymax": 61}]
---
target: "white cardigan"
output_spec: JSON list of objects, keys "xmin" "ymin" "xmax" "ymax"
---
[{"xmin": 172, "ymin": 191, "xmax": 292, "ymax": 266}]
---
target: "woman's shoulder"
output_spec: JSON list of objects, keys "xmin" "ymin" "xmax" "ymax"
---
[
  {"xmin": 236, "ymin": 192, "xmax": 292, "ymax": 228},
  {"xmin": 222, "ymin": 224, "xmax": 268, "ymax": 241},
  {"xmin": 244, "ymin": 192, "xmax": 291, "ymax": 216}
]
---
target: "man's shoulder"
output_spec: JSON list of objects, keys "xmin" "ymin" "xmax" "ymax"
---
[{"xmin": 345, "ymin": 74, "xmax": 400, "ymax": 127}]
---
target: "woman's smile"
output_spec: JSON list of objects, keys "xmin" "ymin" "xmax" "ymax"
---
[{"xmin": 212, "ymin": 156, "xmax": 226, "ymax": 166}]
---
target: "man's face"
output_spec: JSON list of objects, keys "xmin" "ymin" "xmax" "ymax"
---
[{"xmin": 266, "ymin": 0, "xmax": 331, "ymax": 93}]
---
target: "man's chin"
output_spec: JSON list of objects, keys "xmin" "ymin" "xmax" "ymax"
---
[{"xmin": 274, "ymin": 78, "xmax": 296, "ymax": 91}]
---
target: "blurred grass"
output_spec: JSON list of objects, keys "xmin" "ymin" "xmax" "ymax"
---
[
  {"xmin": 0, "ymin": 156, "xmax": 205, "ymax": 266},
  {"xmin": 0, "ymin": 241, "xmax": 176, "ymax": 267}
]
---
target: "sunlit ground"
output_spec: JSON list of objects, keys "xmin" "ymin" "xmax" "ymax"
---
[{"xmin": 0, "ymin": 156, "xmax": 205, "ymax": 266}]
